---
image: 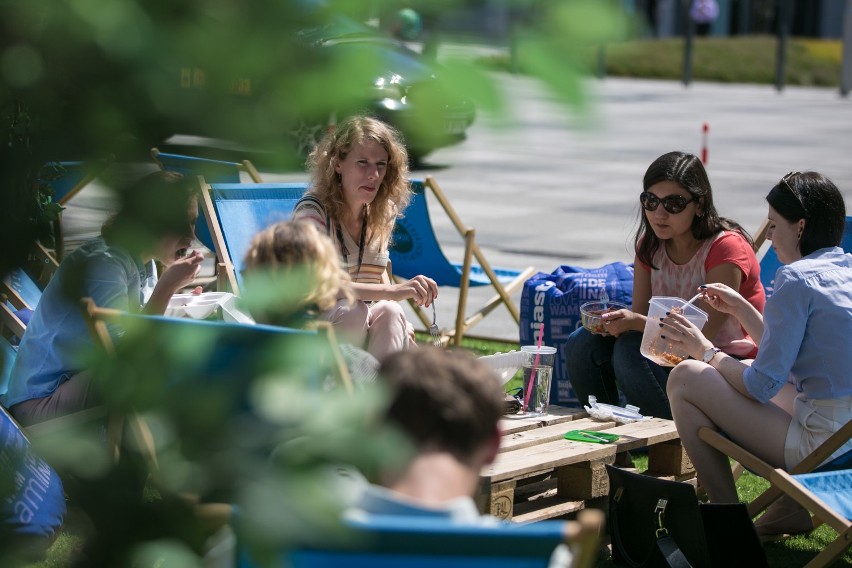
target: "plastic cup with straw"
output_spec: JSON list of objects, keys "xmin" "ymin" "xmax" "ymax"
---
[{"xmin": 522, "ymin": 323, "xmax": 545, "ymax": 415}]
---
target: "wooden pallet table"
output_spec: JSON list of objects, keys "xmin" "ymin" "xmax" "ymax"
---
[{"xmin": 477, "ymin": 406, "xmax": 695, "ymax": 523}]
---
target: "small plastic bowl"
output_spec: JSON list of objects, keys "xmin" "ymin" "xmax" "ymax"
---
[{"xmin": 580, "ymin": 301, "xmax": 628, "ymax": 334}]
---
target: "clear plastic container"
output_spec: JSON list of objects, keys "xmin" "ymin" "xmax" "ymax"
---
[{"xmin": 640, "ymin": 296, "xmax": 708, "ymax": 367}]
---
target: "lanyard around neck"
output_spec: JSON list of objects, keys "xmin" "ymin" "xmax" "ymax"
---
[{"xmin": 336, "ymin": 205, "xmax": 367, "ymax": 279}]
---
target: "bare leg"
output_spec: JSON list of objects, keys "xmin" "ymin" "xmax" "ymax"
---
[{"xmin": 667, "ymin": 360, "xmax": 792, "ymax": 503}]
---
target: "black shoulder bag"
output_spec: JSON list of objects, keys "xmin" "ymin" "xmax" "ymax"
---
[{"xmin": 605, "ymin": 464, "xmax": 768, "ymax": 568}]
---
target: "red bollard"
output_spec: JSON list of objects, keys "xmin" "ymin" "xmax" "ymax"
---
[{"xmin": 701, "ymin": 122, "xmax": 709, "ymax": 165}]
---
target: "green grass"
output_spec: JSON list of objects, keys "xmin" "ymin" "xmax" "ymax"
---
[{"xmin": 478, "ymin": 35, "xmax": 843, "ymax": 87}]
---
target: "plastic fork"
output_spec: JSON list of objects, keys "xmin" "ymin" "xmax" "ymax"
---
[{"xmin": 430, "ymin": 302, "xmax": 442, "ymax": 347}]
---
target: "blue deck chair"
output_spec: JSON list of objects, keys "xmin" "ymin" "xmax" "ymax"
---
[
  {"xmin": 152, "ymin": 147, "xmax": 265, "ymax": 252},
  {"xmin": 2, "ymin": 268, "xmax": 42, "ymax": 312},
  {"xmin": 39, "ymin": 157, "xmax": 114, "ymax": 261},
  {"xmin": 80, "ymin": 298, "xmax": 351, "ymax": 503},
  {"xmin": 39, "ymin": 156, "xmax": 114, "ymax": 207},
  {"xmin": 753, "ymin": 215, "xmax": 852, "ymax": 298},
  {"xmin": 199, "ymin": 181, "xmax": 309, "ymax": 295},
  {"xmin": 699, "ymin": 421, "xmax": 852, "ymax": 567},
  {"xmin": 0, "ymin": 303, "xmax": 26, "ymax": 396},
  {"xmin": 238, "ymin": 509, "xmax": 604, "ymax": 568},
  {"xmin": 390, "ymin": 177, "xmax": 535, "ymax": 345}
]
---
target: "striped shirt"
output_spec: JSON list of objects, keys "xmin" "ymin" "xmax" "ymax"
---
[{"xmin": 292, "ymin": 197, "xmax": 389, "ymax": 285}]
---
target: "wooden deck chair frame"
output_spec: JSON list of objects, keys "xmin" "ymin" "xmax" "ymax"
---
[
  {"xmin": 83, "ymin": 297, "xmax": 235, "ymax": 531},
  {"xmin": 392, "ymin": 176, "xmax": 535, "ymax": 346},
  {"xmin": 80, "ymin": 298, "xmax": 160, "ymax": 470},
  {"xmin": 151, "ymin": 147, "xmax": 264, "ymax": 184},
  {"xmin": 28, "ymin": 242, "xmax": 60, "ymax": 289},
  {"xmin": 240, "ymin": 508, "xmax": 604, "ymax": 568},
  {"xmin": 699, "ymin": 422, "xmax": 852, "ymax": 567}
]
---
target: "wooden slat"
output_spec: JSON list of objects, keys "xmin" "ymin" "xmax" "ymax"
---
[
  {"xmin": 500, "ymin": 406, "xmax": 588, "ymax": 435},
  {"xmin": 604, "ymin": 418, "xmax": 682, "ymax": 449},
  {"xmin": 500, "ymin": 418, "xmax": 616, "ymax": 453},
  {"xmin": 485, "ymin": 438, "xmax": 616, "ymax": 483},
  {"xmin": 486, "ymin": 418, "xmax": 680, "ymax": 483},
  {"xmin": 512, "ymin": 494, "xmax": 585, "ymax": 524}
]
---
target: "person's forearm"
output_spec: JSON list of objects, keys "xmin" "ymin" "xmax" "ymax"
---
[
  {"xmin": 707, "ymin": 351, "xmax": 754, "ymax": 399},
  {"xmin": 351, "ymin": 282, "xmax": 392, "ymax": 302},
  {"xmin": 733, "ymin": 301, "xmax": 765, "ymax": 343},
  {"xmin": 143, "ymin": 287, "xmax": 173, "ymax": 315}
]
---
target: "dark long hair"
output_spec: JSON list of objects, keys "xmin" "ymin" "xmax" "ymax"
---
[
  {"xmin": 634, "ymin": 151, "xmax": 752, "ymax": 269},
  {"xmin": 766, "ymin": 171, "xmax": 846, "ymax": 257}
]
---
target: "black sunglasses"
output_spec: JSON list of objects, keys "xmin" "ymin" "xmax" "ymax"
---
[
  {"xmin": 639, "ymin": 191, "xmax": 698, "ymax": 214},
  {"xmin": 780, "ymin": 171, "xmax": 807, "ymax": 213}
]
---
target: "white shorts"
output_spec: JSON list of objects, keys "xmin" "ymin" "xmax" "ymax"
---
[{"xmin": 785, "ymin": 394, "xmax": 852, "ymax": 470}]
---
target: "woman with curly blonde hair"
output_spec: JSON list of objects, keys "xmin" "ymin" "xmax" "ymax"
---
[{"xmin": 293, "ymin": 115, "xmax": 437, "ymax": 361}]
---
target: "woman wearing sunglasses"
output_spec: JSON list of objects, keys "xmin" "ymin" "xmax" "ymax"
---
[
  {"xmin": 663, "ymin": 172, "xmax": 851, "ymax": 540},
  {"xmin": 565, "ymin": 151, "xmax": 764, "ymax": 420}
]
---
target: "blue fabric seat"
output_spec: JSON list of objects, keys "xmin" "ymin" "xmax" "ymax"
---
[
  {"xmin": 389, "ymin": 178, "xmax": 535, "ymax": 345},
  {"xmin": 200, "ymin": 182, "xmax": 310, "ymax": 294},
  {"xmin": 2, "ymin": 267, "xmax": 42, "ymax": 312},
  {"xmin": 151, "ymin": 148, "xmax": 265, "ymax": 251},
  {"xmin": 81, "ymin": 304, "xmax": 353, "ymax": 505},
  {"xmin": 237, "ymin": 510, "xmax": 604, "ymax": 568}
]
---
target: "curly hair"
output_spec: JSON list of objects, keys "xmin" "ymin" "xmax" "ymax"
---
[
  {"xmin": 634, "ymin": 151, "xmax": 752, "ymax": 269},
  {"xmin": 306, "ymin": 115, "xmax": 411, "ymax": 247},
  {"xmin": 242, "ymin": 220, "xmax": 355, "ymax": 322}
]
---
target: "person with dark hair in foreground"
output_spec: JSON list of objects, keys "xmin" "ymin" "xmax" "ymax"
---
[{"xmin": 355, "ymin": 346, "xmax": 504, "ymax": 519}]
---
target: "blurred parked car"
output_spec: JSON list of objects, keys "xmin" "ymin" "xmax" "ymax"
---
[{"xmin": 167, "ymin": 15, "xmax": 476, "ymax": 164}]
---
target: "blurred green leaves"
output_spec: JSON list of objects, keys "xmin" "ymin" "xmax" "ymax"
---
[
  {"xmin": 0, "ymin": 1, "xmax": 633, "ymax": 563},
  {"xmin": 513, "ymin": 0, "xmax": 630, "ymax": 109}
]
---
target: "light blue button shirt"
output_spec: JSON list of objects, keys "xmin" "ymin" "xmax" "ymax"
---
[
  {"xmin": 744, "ymin": 247, "xmax": 852, "ymax": 402},
  {"xmin": 1, "ymin": 238, "xmax": 145, "ymax": 408}
]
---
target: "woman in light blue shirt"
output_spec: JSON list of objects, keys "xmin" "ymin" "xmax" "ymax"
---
[{"xmin": 662, "ymin": 171, "xmax": 851, "ymax": 540}]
